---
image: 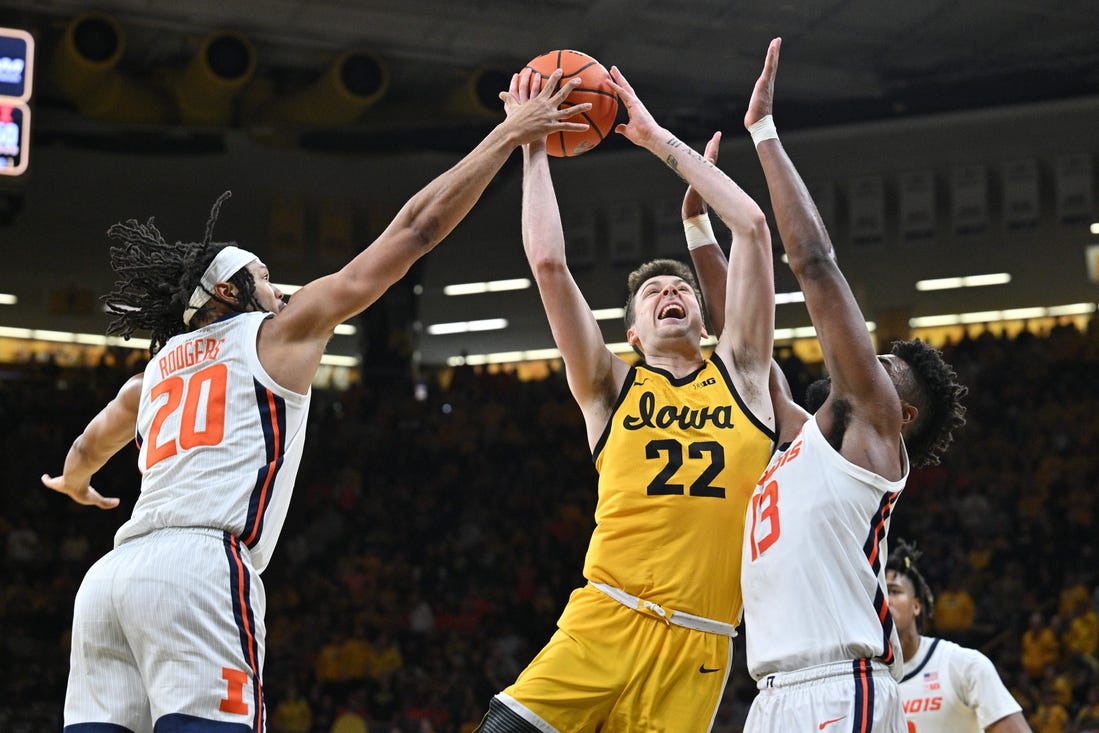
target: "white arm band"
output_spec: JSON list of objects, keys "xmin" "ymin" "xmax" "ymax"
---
[
  {"xmin": 748, "ymin": 115, "xmax": 779, "ymax": 147},
  {"xmin": 683, "ymin": 213, "xmax": 717, "ymax": 251}
]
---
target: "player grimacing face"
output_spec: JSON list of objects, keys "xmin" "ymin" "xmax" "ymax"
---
[
  {"xmin": 626, "ymin": 275, "xmax": 705, "ymax": 352},
  {"xmin": 245, "ymin": 261, "xmax": 286, "ymax": 315}
]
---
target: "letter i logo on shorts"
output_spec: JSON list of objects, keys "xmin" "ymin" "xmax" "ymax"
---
[{"xmin": 220, "ymin": 667, "xmax": 249, "ymax": 714}]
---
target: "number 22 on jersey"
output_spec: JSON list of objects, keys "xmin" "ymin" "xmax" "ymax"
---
[{"xmin": 146, "ymin": 363, "xmax": 228, "ymax": 468}]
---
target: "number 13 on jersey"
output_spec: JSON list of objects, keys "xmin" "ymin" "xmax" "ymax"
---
[{"xmin": 748, "ymin": 480, "xmax": 781, "ymax": 560}]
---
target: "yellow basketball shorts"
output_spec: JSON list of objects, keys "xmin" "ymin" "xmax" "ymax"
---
[{"xmin": 498, "ymin": 583, "xmax": 734, "ymax": 732}]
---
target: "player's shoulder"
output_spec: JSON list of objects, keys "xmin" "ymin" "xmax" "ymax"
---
[
  {"xmin": 941, "ymin": 638, "xmax": 986, "ymax": 660},
  {"xmin": 939, "ymin": 638, "xmax": 1000, "ymax": 678}
]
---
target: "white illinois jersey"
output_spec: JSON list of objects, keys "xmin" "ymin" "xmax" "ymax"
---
[
  {"xmin": 116, "ymin": 311, "xmax": 310, "ymax": 572},
  {"xmin": 899, "ymin": 636, "xmax": 1023, "ymax": 733},
  {"xmin": 742, "ymin": 415, "xmax": 908, "ymax": 682}
]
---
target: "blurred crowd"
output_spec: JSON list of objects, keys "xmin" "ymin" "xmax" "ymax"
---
[{"xmin": 1, "ymin": 319, "xmax": 1097, "ymax": 732}]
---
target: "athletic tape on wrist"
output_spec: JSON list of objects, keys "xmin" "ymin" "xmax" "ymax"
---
[
  {"xmin": 683, "ymin": 214, "xmax": 717, "ymax": 251},
  {"xmin": 748, "ymin": 115, "xmax": 778, "ymax": 147}
]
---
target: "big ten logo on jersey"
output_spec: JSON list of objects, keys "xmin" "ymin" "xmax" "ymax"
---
[
  {"xmin": 157, "ymin": 337, "xmax": 225, "ymax": 378},
  {"xmin": 692, "ymin": 376, "xmax": 716, "ymax": 390},
  {"xmin": 903, "ymin": 696, "xmax": 942, "ymax": 714}
]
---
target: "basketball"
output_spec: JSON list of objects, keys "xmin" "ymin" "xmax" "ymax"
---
[{"xmin": 524, "ymin": 50, "xmax": 618, "ymax": 157}]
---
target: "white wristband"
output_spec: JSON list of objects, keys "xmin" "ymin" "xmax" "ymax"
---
[
  {"xmin": 683, "ymin": 213, "xmax": 717, "ymax": 251},
  {"xmin": 748, "ymin": 115, "xmax": 778, "ymax": 147}
]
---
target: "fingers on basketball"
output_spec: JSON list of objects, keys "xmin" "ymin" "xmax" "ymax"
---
[{"xmin": 524, "ymin": 50, "xmax": 619, "ymax": 157}]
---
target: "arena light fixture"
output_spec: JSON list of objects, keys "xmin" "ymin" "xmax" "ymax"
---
[
  {"xmin": 915, "ymin": 273, "xmax": 1011, "ymax": 291},
  {"xmin": 773, "ymin": 322, "xmax": 877, "ymax": 341},
  {"xmin": 592, "ymin": 307, "xmax": 625, "ymax": 321},
  {"xmin": 0, "ymin": 325, "xmax": 357, "ymax": 366},
  {"xmin": 775, "ymin": 291, "xmax": 805, "ymax": 305},
  {"xmin": 317, "ymin": 354, "xmax": 359, "ymax": 367},
  {"xmin": 443, "ymin": 322, "xmax": 879, "ymax": 366},
  {"xmin": 1047, "ymin": 303, "xmax": 1097, "ymax": 317},
  {"xmin": 0, "ymin": 292, "xmax": 17, "ymax": 304},
  {"xmin": 443, "ymin": 278, "xmax": 531, "ymax": 296},
  {"xmin": 908, "ymin": 302, "xmax": 1096, "ymax": 328},
  {"xmin": 1090, "ymin": 222, "xmax": 1099, "ymax": 235},
  {"xmin": 523, "ymin": 348, "xmax": 562, "ymax": 360},
  {"xmin": 426, "ymin": 317, "xmax": 508, "ymax": 335}
]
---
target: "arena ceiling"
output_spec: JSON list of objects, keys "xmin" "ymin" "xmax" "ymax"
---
[{"xmin": 7, "ymin": 0, "xmax": 1099, "ymax": 150}]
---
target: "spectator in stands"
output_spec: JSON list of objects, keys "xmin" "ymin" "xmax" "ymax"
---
[
  {"xmin": 1060, "ymin": 594, "xmax": 1099, "ymax": 667},
  {"xmin": 935, "ymin": 574, "xmax": 978, "ymax": 639},
  {"xmin": 1029, "ymin": 687, "xmax": 1069, "ymax": 733},
  {"xmin": 269, "ymin": 680, "xmax": 311, "ymax": 733},
  {"xmin": 1022, "ymin": 613, "xmax": 1062, "ymax": 680}
]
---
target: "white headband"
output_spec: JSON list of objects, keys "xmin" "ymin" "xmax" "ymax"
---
[{"xmin": 182, "ymin": 245, "xmax": 258, "ymax": 326}]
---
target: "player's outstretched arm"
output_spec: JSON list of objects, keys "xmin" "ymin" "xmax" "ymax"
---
[
  {"xmin": 684, "ymin": 143, "xmax": 807, "ymax": 443},
  {"xmin": 748, "ymin": 38, "xmax": 901, "ymax": 453},
  {"xmin": 684, "ymin": 131, "xmax": 728, "ymax": 334},
  {"xmin": 609, "ymin": 67, "xmax": 774, "ymax": 382},
  {"xmin": 517, "ymin": 70, "xmax": 626, "ymax": 433},
  {"xmin": 266, "ymin": 70, "xmax": 592, "ymax": 343},
  {"xmin": 40, "ymin": 374, "xmax": 142, "ymax": 509}
]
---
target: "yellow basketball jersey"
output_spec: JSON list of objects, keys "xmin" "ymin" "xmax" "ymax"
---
[{"xmin": 586, "ymin": 355, "xmax": 775, "ymax": 625}]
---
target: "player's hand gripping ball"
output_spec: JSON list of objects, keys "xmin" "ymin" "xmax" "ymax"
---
[{"xmin": 524, "ymin": 50, "xmax": 618, "ymax": 157}]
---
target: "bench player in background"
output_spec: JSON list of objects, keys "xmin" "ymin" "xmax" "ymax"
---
[
  {"xmin": 888, "ymin": 541, "xmax": 1033, "ymax": 733},
  {"xmin": 40, "ymin": 74, "xmax": 590, "ymax": 733}
]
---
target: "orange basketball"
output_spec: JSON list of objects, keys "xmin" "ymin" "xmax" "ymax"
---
[{"xmin": 524, "ymin": 49, "xmax": 618, "ymax": 157}]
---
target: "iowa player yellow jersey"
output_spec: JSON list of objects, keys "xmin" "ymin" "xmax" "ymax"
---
[{"xmin": 587, "ymin": 355, "xmax": 775, "ymax": 624}]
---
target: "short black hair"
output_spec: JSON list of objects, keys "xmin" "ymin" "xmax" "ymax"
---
[
  {"xmin": 886, "ymin": 538, "xmax": 935, "ymax": 628},
  {"xmin": 890, "ymin": 338, "xmax": 967, "ymax": 468},
  {"xmin": 101, "ymin": 192, "xmax": 262, "ymax": 353},
  {"xmin": 804, "ymin": 377, "xmax": 830, "ymax": 413}
]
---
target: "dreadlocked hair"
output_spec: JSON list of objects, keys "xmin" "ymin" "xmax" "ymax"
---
[
  {"xmin": 886, "ymin": 538, "xmax": 935, "ymax": 627},
  {"xmin": 102, "ymin": 191, "xmax": 259, "ymax": 353},
  {"xmin": 890, "ymin": 338, "xmax": 967, "ymax": 468}
]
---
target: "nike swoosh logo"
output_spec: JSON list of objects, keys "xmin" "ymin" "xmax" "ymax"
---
[
  {"xmin": 633, "ymin": 379, "xmax": 649, "ymax": 386},
  {"xmin": 818, "ymin": 717, "xmax": 847, "ymax": 729},
  {"xmin": 698, "ymin": 664, "xmax": 721, "ymax": 674}
]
